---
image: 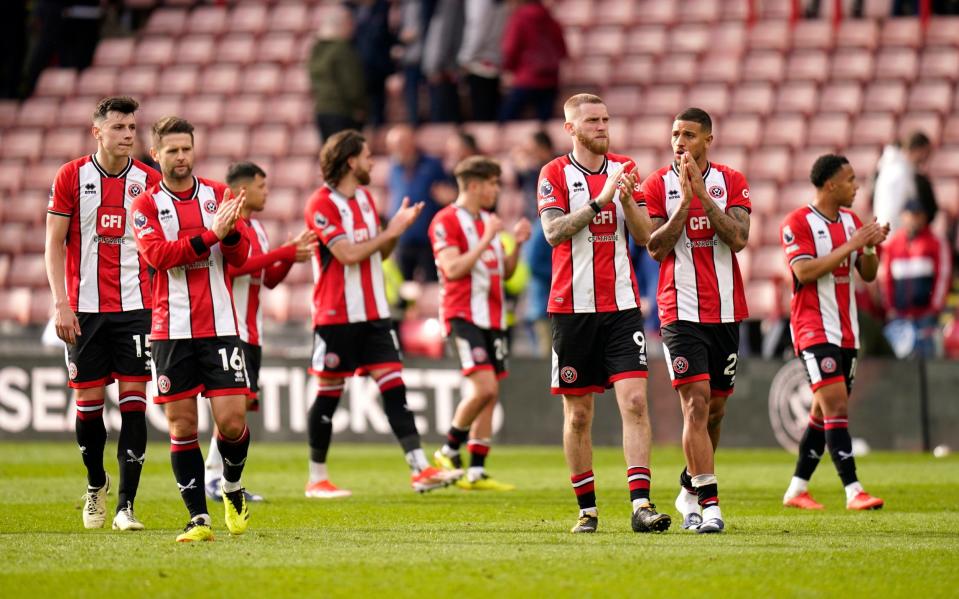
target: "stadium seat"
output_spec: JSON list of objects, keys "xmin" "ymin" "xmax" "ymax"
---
[
  {"xmin": 850, "ymin": 113, "xmax": 896, "ymax": 146},
  {"xmin": 779, "ymin": 180, "xmax": 813, "ymax": 212},
  {"xmin": 790, "ymin": 147, "xmax": 832, "ymax": 181},
  {"xmin": 639, "ymin": 87, "xmax": 685, "ymax": 118},
  {"xmin": 630, "ymin": 117, "xmax": 671, "ymax": 149},
  {"xmin": 929, "ymin": 146, "xmax": 959, "ymax": 178},
  {"xmin": 136, "ymin": 95, "xmax": 179, "ymax": 127},
  {"xmin": 29, "ymin": 291, "xmax": 52, "ymax": 324},
  {"xmin": 0, "ymin": 288, "xmax": 32, "ymax": 325},
  {"xmin": 844, "ymin": 146, "xmax": 881, "ymax": 180},
  {"xmin": 785, "ymin": 51, "xmax": 831, "ymax": 83},
  {"xmin": 748, "ymin": 180, "xmax": 784, "ymax": 216},
  {"xmin": 563, "ymin": 27, "xmax": 583, "ymax": 59},
  {"xmin": 686, "ymin": 85, "xmax": 730, "ymax": 116},
  {"xmin": 1, "ymin": 130, "xmax": 43, "ymax": 161},
  {"xmin": 831, "ymin": 49, "xmax": 875, "ymax": 82},
  {"xmin": 181, "ymin": 96, "xmax": 224, "ymax": 128},
  {"xmin": 636, "ymin": 0, "xmax": 677, "ymax": 25},
  {"xmin": 835, "ymin": 20, "xmax": 879, "ymax": 50},
  {"xmin": 907, "ymin": 82, "xmax": 953, "ymax": 115},
  {"xmin": 943, "ymin": 115, "xmax": 959, "ymax": 144},
  {"xmin": 617, "ymin": 54, "xmax": 655, "ymax": 85},
  {"xmin": 742, "ymin": 52, "xmax": 785, "ymax": 83},
  {"xmin": 0, "ymin": 163, "xmax": 24, "ymax": 194},
  {"xmin": 582, "ymin": 27, "xmax": 625, "ymax": 57},
  {"xmin": 273, "ymin": 157, "xmax": 318, "ymax": 189},
  {"xmin": 748, "ymin": 246, "xmax": 784, "ymax": 281},
  {"xmin": 502, "ymin": 120, "xmax": 544, "ymax": 151},
  {"xmin": 668, "ymin": 25, "xmax": 712, "ymax": 54},
  {"xmin": 143, "ymin": 8, "xmax": 187, "ymax": 34},
  {"xmin": 136, "ymin": 37, "xmax": 176, "ymax": 66},
  {"xmin": 262, "ymin": 185, "xmax": 299, "ymax": 222},
  {"xmin": 655, "ymin": 54, "xmax": 698, "ymax": 85},
  {"xmin": 807, "ymin": 114, "xmax": 850, "ymax": 147},
  {"xmin": 625, "ymin": 149, "xmax": 659, "ymax": 178},
  {"xmin": 158, "ymin": 66, "xmax": 199, "ymax": 95},
  {"xmin": 874, "ymin": 48, "xmax": 919, "ymax": 82},
  {"xmin": 197, "ymin": 64, "xmax": 239, "ymax": 95},
  {"xmin": 602, "ymin": 87, "xmax": 642, "ymax": 118},
  {"xmin": 0, "ymin": 101, "xmax": 18, "ymax": 127},
  {"xmin": 698, "ymin": 53, "xmax": 742, "ymax": 84},
  {"xmin": 775, "ymin": 82, "xmax": 819, "ymax": 116},
  {"xmin": 92, "ymin": 38, "xmax": 135, "ymax": 68},
  {"xmin": 683, "ymin": 0, "xmax": 720, "ymax": 22},
  {"xmin": 819, "ymin": 82, "xmax": 863, "ymax": 115},
  {"xmin": 75, "ymin": 67, "xmax": 117, "ymax": 97},
  {"xmin": 260, "ymin": 285, "xmax": 290, "ymax": 322},
  {"xmin": 7, "ymin": 188, "xmax": 50, "ymax": 223},
  {"xmin": 288, "ymin": 284, "xmax": 313, "ymax": 321},
  {"xmin": 863, "ymin": 81, "xmax": 907, "ymax": 115},
  {"xmin": 18, "ymin": 98, "xmax": 60, "ymax": 128},
  {"xmin": 8, "ymin": 255, "xmax": 48, "ymax": 288},
  {"xmin": 744, "ymin": 279, "xmax": 780, "ymax": 320},
  {"xmin": 760, "ymin": 114, "xmax": 807, "ymax": 152},
  {"xmin": 792, "ymin": 20, "xmax": 835, "ymax": 50},
  {"xmin": 565, "ymin": 58, "xmax": 610, "ymax": 87},
  {"xmin": 229, "ymin": 2, "xmax": 268, "ymax": 35},
  {"xmin": 122, "ymin": 66, "xmax": 160, "ymax": 96},
  {"xmin": 919, "ymin": 48, "xmax": 959, "ymax": 82},
  {"xmin": 594, "ymin": 0, "xmax": 636, "ymax": 25},
  {"xmin": 178, "ymin": 36, "xmax": 216, "ymax": 66},
  {"xmin": 880, "ymin": 18, "xmax": 922, "ymax": 48},
  {"xmin": 716, "ymin": 114, "xmax": 762, "ymax": 149},
  {"xmin": 747, "ymin": 146, "xmax": 792, "ymax": 184},
  {"xmin": 217, "ymin": 35, "xmax": 258, "ymax": 64},
  {"xmin": 34, "ymin": 69, "xmax": 76, "ymax": 97},
  {"xmin": 623, "ymin": 28, "xmax": 667, "ymax": 56},
  {"xmin": 259, "ymin": 34, "xmax": 298, "ymax": 65},
  {"xmin": 711, "ymin": 147, "xmax": 747, "ymax": 171},
  {"xmin": 0, "ymin": 223, "xmax": 25, "ymax": 255},
  {"xmin": 269, "ymin": 3, "xmax": 310, "ymax": 34},
  {"xmin": 730, "ymin": 83, "xmax": 775, "ymax": 116},
  {"xmin": 250, "ymin": 126, "xmax": 291, "ymax": 158},
  {"xmin": 42, "ymin": 130, "xmax": 87, "ymax": 162},
  {"xmin": 898, "ymin": 112, "xmax": 942, "ymax": 144},
  {"xmin": 242, "ymin": 64, "xmax": 282, "ymax": 95},
  {"xmin": 935, "ymin": 177, "xmax": 959, "ymax": 215},
  {"xmin": 186, "ymin": 6, "xmax": 228, "ymax": 36},
  {"xmin": 748, "ymin": 20, "xmax": 791, "ymax": 51},
  {"xmin": 288, "ymin": 126, "xmax": 320, "ymax": 157},
  {"xmin": 926, "ymin": 16, "xmax": 959, "ymax": 47},
  {"xmin": 222, "ymin": 97, "xmax": 265, "ymax": 126},
  {"xmin": 195, "ymin": 157, "xmax": 230, "ymax": 181},
  {"xmin": 261, "ymin": 94, "xmax": 311, "ymax": 127},
  {"xmin": 282, "ymin": 65, "xmax": 311, "ymax": 95},
  {"xmin": 206, "ymin": 127, "xmax": 250, "ymax": 159}
]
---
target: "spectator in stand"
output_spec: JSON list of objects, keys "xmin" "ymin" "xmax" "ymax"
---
[
  {"xmin": 21, "ymin": 0, "xmax": 103, "ymax": 98},
  {"xmin": 499, "ymin": 0, "xmax": 567, "ymax": 122},
  {"xmin": 458, "ymin": 0, "xmax": 508, "ymax": 121},
  {"xmin": 872, "ymin": 132, "xmax": 935, "ymax": 234},
  {"xmin": 348, "ymin": 0, "xmax": 394, "ymax": 129},
  {"xmin": 397, "ymin": 0, "xmax": 434, "ymax": 125},
  {"xmin": 881, "ymin": 200, "xmax": 952, "ymax": 357},
  {"xmin": 386, "ymin": 124, "xmax": 450, "ymax": 281},
  {"xmin": 434, "ymin": 130, "xmax": 480, "ymax": 206},
  {"xmin": 308, "ymin": 6, "xmax": 368, "ymax": 142},
  {"xmin": 422, "ymin": 0, "xmax": 464, "ymax": 123},
  {"xmin": 512, "ymin": 130, "xmax": 555, "ymax": 355}
]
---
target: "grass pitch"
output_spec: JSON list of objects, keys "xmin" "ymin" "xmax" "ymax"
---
[{"xmin": 0, "ymin": 442, "xmax": 957, "ymax": 599}]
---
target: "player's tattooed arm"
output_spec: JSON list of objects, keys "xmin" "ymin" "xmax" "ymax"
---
[
  {"xmin": 701, "ymin": 203, "xmax": 750, "ymax": 252},
  {"xmin": 647, "ymin": 204, "xmax": 691, "ymax": 262},
  {"xmin": 540, "ymin": 204, "xmax": 598, "ymax": 247}
]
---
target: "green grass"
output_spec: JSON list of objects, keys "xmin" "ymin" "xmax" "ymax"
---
[{"xmin": 0, "ymin": 442, "xmax": 957, "ymax": 599}]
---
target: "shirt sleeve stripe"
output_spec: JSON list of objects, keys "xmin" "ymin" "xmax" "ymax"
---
[{"xmin": 789, "ymin": 254, "xmax": 814, "ymax": 265}]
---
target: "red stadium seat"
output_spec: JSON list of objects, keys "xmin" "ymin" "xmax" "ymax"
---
[
  {"xmin": 617, "ymin": 54, "xmax": 655, "ymax": 85},
  {"xmin": 819, "ymin": 82, "xmax": 863, "ymax": 115},
  {"xmin": 850, "ymin": 113, "xmax": 896, "ymax": 146},
  {"xmin": 907, "ymin": 82, "xmax": 953, "ymax": 114},
  {"xmin": 261, "ymin": 185, "xmax": 298, "ymax": 222},
  {"xmin": 259, "ymin": 34, "xmax": 298, "ymax": 65},
  {"xmin": 686, "ymin": 85, "xmax": 730, "ymax": 117},
  {"xmin": 200, "ymin": 64, "xmax": 240, "ymax": 95},
  {"xmin": 0, "ymin": 288, "xmax": 32, "ymax": 325},
  {"xmin": 123, "ymin": 66, "xmax": 160, "ymax": 97},
  {"xmin": 898, "ymin": 112, "xmax": 942, "ymax": 144},
  {"xmin": 625, "ymin": 149, "xmax": 659, "ymax": 180},
  {"xmin": 136, "ymin": 37, "xmax": 176, "ymax": 66},
  {"xmin": 683, "ymin": 0, "xmax": 720, "ymax": 22},
  {"xmin": 698, "ymin": 53, "xmax": 742, "ymax": 84},
  {"xmin": 874, "ymin": 48, "xmax": 918, "ymax": 82},
  {"xmin": 779, "ymin": 180, "xmax": 813, "ymax": 213},
  {"xmin": 748, "ymin": 20, "xmax": 791, "ymax": 51},
  {"xmin": 757, "ymin": 0, "xmax": 791, "ymax": 18},
  {"xmin": 630, "ymin": 117, "xmax": 671, "ymax": 149},
  {"xmin": 30, "ymin": 290, "xmax": 53, "ymax": 324},
  {"xmin": 863, "ymin": 81, "xmax": 907, "ymax": 115},
  {"xmin": 624, "ymin": 28, "xmax": 667, "ymax": 56},
  {"xmin": 792, "ymin": 20, "xmax": 835, "ymax": 50},
  {"xmin": 668, "ymin": 25, "xmax": 712, "ymax": 54},
  {"xmin": 195, "ymin": 157, "xmax": 230, "ymax": 181},
  {"xmin": 791, "ymin": 147, "xmax": 832, "ymax": 181},
  {"xmin": 1, "ymin": 130, "xmax": 43, "ymax": 161},
  {"xmin": 186, "ymin": 6, "xmax": 228, "ymax": 36},
  {"xmin": 143, "ymin": 8, "xmax": 187, "ymax": 34},
  {"xmin": 835, "ymin": 20, "xmax": 879, "ymax": 50},
  {"xmin": 785, "ymin": 51, "xmax": 830, "ymax": 83},
  {"xmin": 181, "ymin": 96, "xmax": 224, "ymax": 128},
  {"xmin": 935, "ymin": 177, "xmax": 959, "ymax": 215},
  {"xmin": 288, "ymin": 126, "xmax": 320, "ymax": 157},
  {"xmin": 775, "ymin": 82, "xmax": 818, "ymax": 116},
  {"xmin": 0, "ymin": 162, "xmax": 24, "ymax": 193},
  {"xmin": 881, "ymin": 18, "xmax": 922, "ymax": 48},
  {"xmin": 602, "ymin": 87, "xmax": 642, "ymax": 118},
  {"xmin": 710, "ymin": 21, "xmax": 748, "ymax": 56},
  {"xmin": 742, "ymin": 52, "xmax": 785, "ymax": 83},
  {"xmin": 18, "ymin": 98, "xmax": 60, "ymax": 128},
  {"xmin": 282, "ymin": 65, "xmax": 311, "ymax": 95},
  {"xmin": 807, "ymin": 114, "xmax": 850, "ymax": 147},
  {"xmin": 595, "ymin": 0, "xmax": 636, "ymax": 25},
  {"xmin": 843, "ymin": 146, "xmax": 881, "ymax": 180},
  {"xmin": 744, "ymin": 280, "xmax": 781, "ymax": 319},
  {"xmin": 261, "ymin": 94, "xmax": 311, "ymax": 127},
  {"xmin": 749, "ymin": 247, "xmax": 785, "ymax": 281},
  {"xmin": 655, "ymin": 54, "xmax": 698, "ymax": 85},
  {"xmin": 565, "ymin": 58, "xmax": 610, "ymax": 87},
  {"xmin": 0, "ymin": 101, "xmax": 18, "ymax": 127},
  {"xmin": 716, "ymin": 114, "xmax": 762, "ymax": 149},
  {"xmin": 56, "ymin": 96, "xmax": 97, "ymax": 127},
  {"xmin": 269, "ymin": 3, "xmax": 310, "ymax": 34},
  {"xmin": 747, "ymin": 146, "xmax": 792, "ymax": 184},
  {"xmin": 553, "ymin": 0, "xmax": 591, "ymax": 27},
  {"xmin": 217, "ymin": 35, "xmax": 257, "ymax": 65},
  {"xmin": 229, "ymin": 3, "xmax": 267, "ymax": 35},
  {"xmin": 138, "ymin": 95, "xmax": 181, "ymax": 127},
  {"xmin": 926, "ymin": 16, "xmax": 959, "ymax": 47},
  {"xmin": 582, "ymin": 27, "xmax": 625, "ymax": 57},
  {"xmin": 0, "ymin": 223, "xmax": 24, "ymax": 255},
  {"xmin": 929, "ymin": 146, "xmax": 959, "ymax": 178},
  {"xmin": 288, "ymin": 283, "xmax": 313, "ymax": 321},
  {"xmin": 711, "ymin": 147, "xmax": 747, "ymax": 171},
  {"xmin": 34, "ymin": 68, "xmax": 76, "ymax": 97},
  {"xmin": 747, "ymin": 180, "xmax": 779, "ymax": 216},
  {"xmin": 92, "ymin": 38, "xmax": 135, "ymax": 68},
  {"xmin": 178, "ymin": 37, "xmax": 216, "ymax": 66},
  {"xmin": 3, "ymin": 187, "xmax": 47, "ymax": 224},
  {"xmin": 944, "ymin": 115, "xmax": 959, "ymax": 144},
  {"xmin": 75, "ymin": 67, "xmax": 117, "ymax": 97},
  {"xmin": 635, "ymin": 0, "xmax": 677, "ymax": 25},
  {"xmin": 640, "ymin": 86, "xmax": 685, "ymax": 117},
  {"xmin": 730, "ymin": 83, "xmax": 775, "ymax": 116},
  {"xmin": 250, "ymin": 126, "xmax": 290, "ymax": 158},
  {"xmin": 831, "ymin": 50, "xmax": 875, "ymax": 82},
  {"xmin": 242, "ymin": 64, "xmax": 282, "ymax": 95},
  {"xmin": 273, "ymin": 157, "xmax": 318, "ymax": 189},
  {"xmin": 761, "ymin": 112, "xmax": 806, "ymax": 148},
  {"xmin": 159, "ymin": 66, "xmax": 199, "ymax": 95},
  {"xmin": 222, "ymin": 97, "xmax": 264, "ymax": 126},
  {"xmin": 42, "ymin": 130, "xmax": 87, "ymax": 162},
  {"xmin": 919, "ymin": 48, "xmax": 959, "ymax": 82},
  {"xmin": 8, "ymin": 255, "xmax": 48, "ymax": 288},
  {"xmin": 206, "ymin": 127, "xmax": 250, "ymax": 159},
  {"xmin": 260, "ymin": 285, "xmax": 290, "ymax": 322}
]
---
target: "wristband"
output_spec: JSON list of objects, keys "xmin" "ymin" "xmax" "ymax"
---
[
  {"xmin": 589, "ymin": 200, "xmax": 602, "ymax": 214},
  {"xmin": 863, "ymin": 246, "xmax": 876, "ymax": 255}
]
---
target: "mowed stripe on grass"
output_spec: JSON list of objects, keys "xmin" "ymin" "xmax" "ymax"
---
[{"xmin": 0, "ymin": 442, "xmax": 957, "ymax": 598}]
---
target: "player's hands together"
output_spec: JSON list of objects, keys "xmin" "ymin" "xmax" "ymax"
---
[
  {"xmin": 851, "ymin": 219, "xmax": 887, "ymax": 250},
  {"xmin": 385, "ymin": 197, "xmax": 425, "ymax": 238},
  {"xmin": 288, "ymin": 229, "xmax": 318, "ymax": 262},
  {"xmin": 54, "ymin": 301, "xmax": 81, "ymax": 345},
  {"xmin": 213, "ymin": 190, "xmax": 245, "ymax": 239},
  {"xmin": 513, "ymin": 217, "xmax": 531, "ymax": 244},
  {"xmin": 598, "ymin": 163, "xmax": 629, "ymax": 207},
  {"xmin": 679, "ymin": 154, "xmax": 694, "ymax": 206},
  {"xmin": 683, "ymin": 152, "xmax": 708, "ymax": 199}
]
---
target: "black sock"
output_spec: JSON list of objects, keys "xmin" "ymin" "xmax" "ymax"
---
[
  {"xmin": 627, "ymin": 466, "xmax": 651, "ymax": 503},
  {"xmin": 571, "ymin": 470, "xmax": 596, "ymax": 512},
  {"xmin": 445, "ymin": 426, "xmax": 469, "ymax": 451},
  {"xmin": 679, "ymin": 467, "xmax": 695, "ymax": 494},
  {"xmin": 377, "ymin": 374, "xmax": 420, "ymax": 448},
  {"xmin": 116, "ymin": 396, "xmax": 147, "ymax": 510},
  {"xmin": 467, "ymin": 439, "xmax": 489, "ymax": 469},
  {"xmin": 170, "ymin": 434, "xmax": 207, "ymax": 519},
  {"xmin": 697, "ymin": 483, "xmax": 719, "ymax": 509},
  {"xmin": 216, "ymin": 425, "xmax": 250, "ymax": 484},
  {"xmin": 76, "ymin": 398, "xmax": 107, "ymax": 488},
  {"xmin": 308, "ymin": 384, "xmax": 343, "ymax": 463},
  {"xmin": 794, "ymin": 415, "xmax": 826, "ymax": 481},
  {"xmin": 825, "ymin": 416, "xmax": 858, "ymax": 486}
]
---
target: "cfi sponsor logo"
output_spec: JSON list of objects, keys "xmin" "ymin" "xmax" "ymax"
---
[
  {"xmin": 127, "ymin": 182, "xmax": 144, "ymax": 198},
  {"xmin": 68, "ymin": 362, "xmax": 78, "ymax": 380},
  {"xmin": 203, "ymin": 199, "xmax": 218, "ymax": 215},
  {"xmin": 768, "ymin": 359, "xmax": 815, "ymax": 453},
  {"xmin": 820, "ymin": 357, "xmax": 837, "ymax": 374},
  {"xmin": 560, "ymin": 366, "xmax": 577, "ymax": 384},
  {"xmin": 324, "ymin": 352, "xmax": 341, "ymax": 369},
  {"xmin": 672, "ymin": 356, "xmax": 689, "ymax": 375},
  {"xmin": 157, "ymin": 375, "xmax": 171, "ymax": 394},
  {"xmin": 708, "ymin": 185, "xmax": 724, "ymax": 199}
]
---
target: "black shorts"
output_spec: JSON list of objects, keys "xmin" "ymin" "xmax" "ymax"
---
[
  {"xmin": 799, "ymin": 343, "xmax": 858, "ymax": 394},
  {"xmin": 65, "ymin": 310, "xmax": 151, "ymax": 389},
  {"xmin": 448, "ymin": 318, "xmax": 508, "ymax": 379},
  {"xmin": 661, "ymin": 321, "xmax": 740, "ymax": 396},
  {"xmin": 550, "ymin": 308, "xmax": 648, "ymax": 396},
  {"xmin": 240, "ymin": 340, "xmax": 261, "ymax": 406},
  {"xmin": 309, "ymin": 318, "xmax": 402, "ymax": 378},
  {"xmin": 150, "ymin": 336, "xmax": 249, "ymax": 403}
]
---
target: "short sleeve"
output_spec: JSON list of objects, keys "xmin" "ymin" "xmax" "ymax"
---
[
  {"xmin": 429, "ymin": 210, "xmax": 462, "ymax": 253},
  {"xmin": 536, "ymin": 162, "xmax": 567, "ymax": 215},
  {"xmin": 631, "ymin": 178, "xmax": 646, "ymax": 206},
  {"xmin": 726, "ymin": 170, "xmax": 751, "ymax": 213},
  {"xmin": 641, "ymin": 172, "xmax": 666, "ymax": 220},
  {"xmin": 48, "ymin": 163, "xmax": 76, "ymax": 217},
  {"xmin": 781, "ymin": 213, "xmax": 816, "ymax": 266},
  {"xmin": 306, "ymin": 194, "xmax": 346, "ymax": 247}
]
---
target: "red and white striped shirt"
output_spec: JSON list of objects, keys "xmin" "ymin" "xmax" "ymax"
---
[
  {"xmin": 131, "ymin": 176, "xmax": 250, "ymax": 340},
  {"xmin": 643, "ymin": 162, "xmax": 750, "ymax": 325},
  {"xmin": 537, "ymin": 153, "xmax": 644, "ymax": 314},
  {"xmin": 229, "ymin": 218, "xmax": 296, "ymax": 346},
  {"xmin": 47, "ymin": 155, "xmax": 160, "ymax": 313},
  {"xmin": 429, "ymin": 205, "xmax": 506, "ymax": 333},
  {"xmin": 782, "ymin": 205, "xmax": 863, "ymax": 352},
  {"xmin": 304, "ymin": 185, "xmax": 390, "ymax": 326}
]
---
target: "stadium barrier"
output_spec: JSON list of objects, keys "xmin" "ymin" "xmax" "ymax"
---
[{"xmin": 1, "ymin": 353, "xmax": 956, "ymax": 451}]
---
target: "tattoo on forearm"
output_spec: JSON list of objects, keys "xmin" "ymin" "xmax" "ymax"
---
[
  {"xmin": 541, "ymin": 205, "xmax": 597, "ymax": 246},
  {"xmin": 648, "ymin": 209, "xmax": 688, "ymax": 257}
]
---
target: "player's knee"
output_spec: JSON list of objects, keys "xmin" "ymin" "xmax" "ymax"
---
[
  {"xmin": 75, "ymin": 387, "xmax": 105, "ymax": 403},
  {"xmin": 217, "ymin": 414, "xmax": 246, "ymax": 440},
  {"xmin": 619, "ymin": 393, "xmax": 648, "ymax": 420},
  {"xmin": 680, "ymin": 394, "xmax": 709, "ymax": 426},
  {"xmin": 167, "ymin": 413, "xmax": 198, "ymax": 437},
  {"xmin": 564, "ymin": 403, "xmax": 593, "ymax": 433}
]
